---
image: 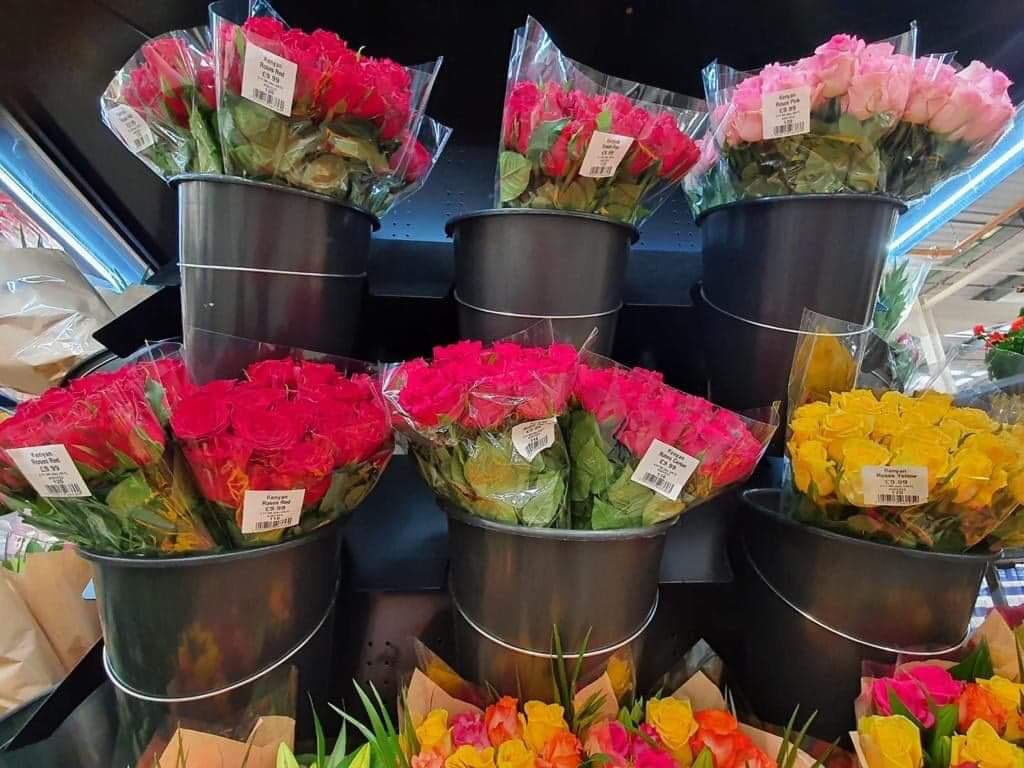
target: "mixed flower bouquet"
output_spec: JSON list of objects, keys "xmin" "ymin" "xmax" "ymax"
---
[
  {"xmin": 101, "ymin": 30, "xmax": 223, "ymax": 177},
  {"xmin": 0, "ymin": 349, "xmax": 217, "ymax": 555},
  {"xmin": 974, "ymin": 314, "xmax": 1024, "ymax": 382},
  {"xmin": 171, "ymin": 355, "xmax": 393, "ymax": 547},
  {"xmin": 498, "ymin": 17, "xmax": 706, "ymax": 226},
  {"xmin": 385, "ymin": 337, "xmax": 577, "ymax": 528},
  {"xmin": 566, "ymin": 357, "xmax": 777, "ymax": 530},
  {"xmin": 210, "ymin": 0, "xmax": 450, "ymax": 215}
]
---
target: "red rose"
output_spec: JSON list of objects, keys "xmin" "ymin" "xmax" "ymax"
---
[
  {"xmin": 227, "ymin": 382, "xmax": 288, "ymax": 410},
  {"xmin": 435, "ymin": 340, "xmax": 483, "ymax": 361},
  {"xmin": 246, "ymin": 358, "xmax": 299, "ymax": 388},
  {"xmin": 297, "ymin": 360, "xmax": 340, "ymax": 387},
  {"xmin": 1012, "ymin": 316, "xmax": 1024, "ymax": 333},
  {"xmin": 196, "ymin": 54, "xmax": 217, "ymax": 110},
  {"xmin": 630, "ymin": 113, "xmax": 699, "ymax": 181},
  {"xmin": 218, "ymin": 22, "xmax": 244, "ymax": 94},
  {"xmin": 279, "ymin": 29, "xmax": 326, "ymax": 115},
  {"xmin": 101, "ymin": 384, "xmax": 166, "ymax": 466},
  {"xmin": 464, "ymin": 371, "xmax": 519, "ymax": 430},
  {"xmin": 502, "ymin": 81, "xmax": 542, "ymax": 154},
  {"xmin": 391, "ymin": 133, "xmax": 432, "ymax": 182},
  {"xmin": 322, "ymin": 56, "xmax": 412, "ymax": 140},
  {"xmin": 248, "ymin": 434, "xmax": 336, "ymax": 506},
  {"xmin": 141, "ymin": 38, "xmax": 190, "ymax": 95},
  {"xmin": 231, "ymin": 406, "xmax": 304, "ymax": 451},
  {"xmin": 124, "ymin": 52, "xmax": 188, "ymax": 127},
  {"xmin": 605, "ymin": 93, "xmax": 651, "ymax": 138},
  {"xmin": 197, "ymin": 379, "xmax": 237, "ymax": 397},
  {"xmin": 974, "ymin": 324, "xmax": 986, "ymax": 337},
  {"xmin": 318, "ymin": 399, "xmax": 390, "ymax": 465},
  {"xmin": 183, "ymin": 434, "xmax": 253, "ymax": 507},
  {"xmin": 618, "ymin": 384, "xmax": 687, "ymax": 457},
  {"xmin": 396, "ymin": 359, "xmax": 467, "ymax": 428},
  {"xmin": 242, "ymin": 16, "xmax": 286, "ymax": 45}
]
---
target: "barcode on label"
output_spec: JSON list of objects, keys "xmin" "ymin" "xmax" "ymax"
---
[
  {"xmin": 524, "ymin": 437, "xmax": 542, "ymax": 455},
  {"xmin": 44, "ymin": 482, "xmax": 84, "ymax": 497},
  {"xmin": 586, "ymin": 165, "xmax": 615, "ymax": 176},
  {"xmin": 772, "ymin": 121, "xmax": 806, "ymax": 137},
  {"xmin": 641, "ymin": 472, "xmax": 677, "ymax": 496},
  {"xmin": 877, "ymin": 493, "xmax": 921, "ymax": 505},
  {"xmin": 251, "ymin": 88, "xmax": 287, "ymax": 113},
  {"xmin": 254, "ymin": 519, "xmax": 288, "ymax": 531}
]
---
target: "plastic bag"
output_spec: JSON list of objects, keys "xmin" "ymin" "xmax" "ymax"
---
[
  {"xmin": 171, "ymin": 333, "xmax": 393, "ymax": 548},
  {"xmin": 567, "ymin": 353, "xmax": 778, "ymax": 530},
  {"xmin": 0, "ymin": 343, "xmax": 218, "ymax": 556},
  {"xmin": 497, "ymin": 17, "xmax": 707, "ymax": 226},
  {"xmin": 880, "ymin": 54, "xmax": 1015, "ymax": 201},
  {"xmin": 384, "ymin": 323, "xmax": 577, "ymax": 528},
  {"xmin": 210, "ymin": 0, "xmax": 448, "ymax": 216},
  {"xmin": 693, "ymin": 26, "xmax": 917, "ymax": 214},
  {"xmin": 784, "ymin": 310, "xmax": 1024, "ymax": 553},
  {"xmin": 100, "ymin": 28, "xmax": 223, "ymax": 179}
]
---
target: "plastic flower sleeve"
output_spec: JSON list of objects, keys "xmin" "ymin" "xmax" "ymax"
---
[
  {"xmin": 0, "ymin": 343, "xmax": 219, "ymax": 556},
  {"xmin": 692, "ymin": 25, "xmax": 917, "ymax": 214},
  {"xmin": 210, "ymin": 0, "xmax": 445, "ymax": 217},
  {"xmin": 100, "ymin": 29, "xmax": 223, "ymax": 179},
  {"xmin": 383, "ymin": 322, "xmax": 577, "ymax": 528},
  {"xmin": 498, "ymin": 17, "xmax": 707, "ymax": 226},
  {"xmin": 567, "ymin": 352, "xmax": 778, "ymax": 530},
  {"xmin": 171, "ymin": 331, "xmax": 393, "ymax": 548}
]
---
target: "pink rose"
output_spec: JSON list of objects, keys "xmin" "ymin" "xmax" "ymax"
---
[
  {"xmin": 903, "ymin": 57, "xmax": 958, "ymax": 124},
  {"xmin": 843, "ymin": 44, "xmax": 913, "ymax": 122},
  {"xmin": 871, "ymin": 677, "xmax": 934, "ymax": 728},
  {"xmin": 946, "ymin": 61, "xmax": 1015, "ymax": 146},
  {"xmin": 725, "ymin": 75, "xmax": 765, "ymax": 146},
  {"xmin": 584, "ymin": 721, "xmax": 630, "ymax": 767},
  {"xmin": 451, "ymin": 712, "xmax": 489, "ymax": 750},
  {"xmin": 808, "ymin": 34, "xmax": 866, "ymax": 98},
  {"xmin": 896, "ymin": 665, "xmax": 963, "ymax": 707},
  {"xmin": 631, "ymin": 725, "xmax": 675, "ymax": 768}
]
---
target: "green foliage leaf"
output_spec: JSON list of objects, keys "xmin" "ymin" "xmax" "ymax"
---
[
  {"xmin": 887, "ymin": 688, "xmax": 927, "ymax": 732},
  {"xmin": 949, "ymin": 640, "xmax": 993, "ymax": 682},
  {"xmin": 499, "ymin": 151, "xmax": 531, "ymax": 202},
  {"xmin": 596, "ymin": 108, "xmax": 612, "ymax": 132},
  {"xmin": 693, "ymin": 747, "xmax": 715, "ymax": 768},
  {"xmin": 276, "ymin": 743, "xmax": 301, "ymax": 768},
  {"xmin": 527, "ymin": 118, "xmax": 571, "ymax": 162}
]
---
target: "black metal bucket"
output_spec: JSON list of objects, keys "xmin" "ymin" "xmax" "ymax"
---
[
  {"xmin": 78, "ymin": 521, "xmax": 342, "ymax": 701},
  {"xmin": 446, "ymin": 209, "xmax": 637, "ymax": 354},
  {"xmin": 447, "ymin": 507, "xmax": 671, "ymax": 652},
  {"xmin": 698, "ymin": 194, "xmax": 905, "ymax": 327},
  {"xmin": 174, "ymin": 174, "xmax": 379, "ymax": 362},
  {"xmin": 736, "ymin": 489, "xmax": 992, "ymax": 741}
]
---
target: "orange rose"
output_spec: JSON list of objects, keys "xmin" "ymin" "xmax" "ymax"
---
[
  {"xmin": 538, "ymin": 730, "xmax": 581, "ymax": 768},
  {"xmin": 485, "ymin": 697, "xmax": 523, "ymax": 747},
  {"xmin": 694, "ymin": 709, "xmax": 739, "ymax": 736},
  {"xmin": 960, "ymin": 683, "xmax": 1010, "ymax": 735}
]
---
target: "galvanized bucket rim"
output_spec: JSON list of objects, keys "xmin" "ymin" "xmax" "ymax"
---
[
  {"xmin": 445, "ymin": 208, "xmax": 640, "ymax": 244},
  {"xmin": 170, "ymin": 173, "xmax": 382, "ymax": 231},
  {"xmin": 742, "ymin": 488, "xmax": 998, "ymax": 564},
  {"xmin": 694, "ymin": 192, "xmax": 907, "ymax": 226},
  {"xmin": 76, "ymin": 518, "xmax": 342, "ymax": 568},
  {"xmin": 446, "ymin": 503, "xmax": 677, "ymax": 541}
]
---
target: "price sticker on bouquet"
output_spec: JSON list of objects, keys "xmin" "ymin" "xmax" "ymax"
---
[
  {"xmin": 580, "ymin": 131, "xmax": 634, "ymax": 178},
  {"xmin": 631, "ymin": 439, "xmax": 700, "ymax": 501},
  {"xmin": 511, "ymin": 418, "xmax": 557, "ymax": 461},
  {"xmin": 862, "ymin": 466, "xmax": 928, "ymax": 507},
  {"xmin": 6, "ymin": 445, "xmax": 91, "ymax": 498},
  {"xmin": 241, "ymin": 489, "xmax": 305, "ymax": 534},
  {"xmin": 761, "ymin": 86, "xmax": 811, "ymax": 139},
  {"xmin": 241, "ymin": 42, "xmax": 297, "ymax": 116},
  {"xmin": 107, "ymin": 105, "xmax": 155, "ymax": 154}
]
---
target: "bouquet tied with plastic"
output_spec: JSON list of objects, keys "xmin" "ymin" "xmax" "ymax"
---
[
  {"xmin": 498, "ymin": 17, "xmax": 706, "ymax": 226},
  {"xmin": 211, "ymin": 0, "xmax": 450, "ymax": 215},
  {"xmin": 690, "ymin": 26, "xmax": 918, "ymax": 213},
  {"xmin": 0, "ymin": 345, "xmax": 217, "ymax": 556},
  {"xmin": 101, "ymin": 29, "xmax": 223, "ymax": 178},
  {"xmin": 784, "ymin": 311, "xmax": 1024, "ymax": 553},
  {"xmin": 567, "ymin": 355, "xmax": 778, "ymax": 530},
  {"xmin": 385, "ymin": 327, "xmax": 576, "ymax": 528},
  {"xmin": 171, "ymin": 341, "xmax": 393, "ymax": 548}
]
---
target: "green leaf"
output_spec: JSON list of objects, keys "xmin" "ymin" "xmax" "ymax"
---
[
  {"xmin": 144, "ymin": 378, "xmax": 171, "ymax": 426},
  {"xmin": 596, "ymin": 108, "xmax": 612, "ymax": 133},
  {"xmin": 928, "ymin": 705, "xmax": 957, "ymax": 768},
  {"xmin": 499, "ymin": 151, "xmax": 531, "ymax": 202},
  {"xmin": 693, "ymin": 747, "xmax": 715, "ymax": 768},
  {"xmin": 554, "ymin": 181, "xmax": 589, "ymax": 211},
  {"xmin": 526, "ymin": 118, "xmax": 571, "ymax": 162},
  {"xmin": 277, "ymin": 743, "xmax": 301, "ymax": 768},
  {"xmin": 887, "ymin": 688, "xmax": 927, "ymax": 732},
  {"xmin": 520, "ymin": 471, "xmax": 566, "ymax": 527},
  {"xmin": 312, "ymin": 696, "xmax": 327, "ymax": 765},
  {"xmin": 106, "ymin": 472, "xmax": 155, "ymax": 519},
  {"xmin": 949, "ymin": 640, "xmax": 993, "ymax": 681}
]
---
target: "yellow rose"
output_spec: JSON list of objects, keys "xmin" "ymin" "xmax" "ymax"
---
[
  {"xmin": 792, "ymin": 440, "xmax": 835, "ymax": 498},
  {"xmin": 962, "ymin": 433, "xmax": 1021, "ymax": 468},
  {"xmin": 523, "ymin": 702, "xmax": 567, "ymax": 753},
  {"xmin": 606, "ymin": 653, "xmax": 634, "ymax": 700},
  {"xmin": 837, "ymin": 438, "xmax": 892, "ymax": 506},
  {"xmin": 496, "ymin": 740, "xmax": 534, "ymax": 768},
  {"xmin": 790, "ymin": 417, "xmax": 822, "ymax": 447},
  {"xmin": 446, "ymin": 746, "xmax": 495, "ymax": 768},
  {"xmin": 892, "ymin": 426, "xmax": 956, "ymax": 453},
  {"xmin": 946, "ymin": 407, "xmax": 996, "ymax": 433},
  {"xmin": 939, "ymin": 418, "xmax": 966, "ymax": 446},
  {"xmin": 889, "ymin": 444, "xmax": 947, "ymax": 492},
  {"xmin": 792, "ymin": 401, "xmax": 831, "ymax": 421},
  {"xmin": 917, "ymin": 390, "xmax": 954, "ymax": 411},
  {"xmin": 834, "ymin": 389, "xmax": 884, "ymax": 415},
  {"xmin": 821, "ymin": 410, "xmax": 873, "ymax": 441},
  {"xmin": 872, "ymin": 413, "xmax": 907, "ymax": 444},
  {"xmin": 880, "ymin": 391, "xmax": 913, "ymax": 414},
  {"xmin": 646, "ymin": 698, "xmax": 698, "ymax": 767},
  {"xmin": 902, "ymin": 393, "xmax": 952, "ymax": 425},
  {"xmin": 951, "ymin": 719, "xmax": 1024, "ymax": 768},
  {"xmin": 417, "ymin": 710, "xmax": 452, "ymax": 756},
  {"xmin": 977, "ymin": 678, "xmax": 1024, "ymax": 741},
  {"xmin": 1010, "ymin": 472, "xmax": 1024, "ymax": 505},
  {"xmin": 857, "ymin": 715, "xmax": 922, "ymax": 768},
  {"xmin": 948, "ymin": 451, "xmax": 1008, "ymax": 509}
]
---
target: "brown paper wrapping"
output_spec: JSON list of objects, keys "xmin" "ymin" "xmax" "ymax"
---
[
  {"xmin": 155, "ymin": 716, "xmax": 296, "ymax": 768},
  {"xmin": 0, "ymin": 572, "xmax": 64, "ymax": 713}
]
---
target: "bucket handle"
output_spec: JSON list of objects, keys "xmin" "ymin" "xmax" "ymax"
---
[
  {"xmin": 180, "ymin": 263, "xmax": 367, "ymax": 279},
  {"xmin": 743, "ymin": 540, "xmax": 970, "ymax": 656},
  {"xmin": 452, "ymin": 589, "xmax": 658, "ymax": 658},
  {"xmin": 454, "ymin": 291, "xmax": 622, "ymax": 321},
  {"xmin": 103, "ymin": 588, "xmax": 338, "ymax": 704}
]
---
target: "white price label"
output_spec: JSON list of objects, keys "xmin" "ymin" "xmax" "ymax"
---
[
  {"xmin": 107, "ymin": 105, "xmax": 155, "ymax": 153},
  {"xmin": 761, "ymin": 86, "xmax": 811, "ymax": 139},
  {"xmin": 7, "ymin": 445, "xmax": 91, "ymax": 498},
  {"xmin": 630, "ymin": 439, "xmax": 700, "ymax": 501},
  {"xmin": 862, "ymin": 466, "xmax": 928, "ymax": 507},
  {"xmin": 241, "ymin": 489, "xmax": 304, "ymax": 534},
  {"xmin": 580, "ymin": 131, "xmax": 634, "ymax": 178},
  {"xmin": 241, "ymin": 42, "xmax": 297, "ymax": 116},
  {"xmin": 511, "ymin": 418, "xmax": 557, "ymax": 461}
]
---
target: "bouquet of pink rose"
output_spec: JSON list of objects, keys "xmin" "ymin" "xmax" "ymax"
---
[
  {"xmin": 498, "ymin": 17, "xmax": 706, "ymax": 226},
  {"xmin": 385, "ymin": 337, "xmax": 578, "ymax": 528},
  {"xmin": 567, "ymin": 356, "xmax": 778, "ymax": 529},
  {"xmin": 101, "ymin": 29, "xmax": 223, "ymax": 178},
  {"xmin": 692, "ymin": 27, "xmax": 919, "ymax": 212},
  {"xmin": 171, "ymin": 355, "xmax": 393, "ymax": 548},
  {"xmin": 211, "ymin": 0, "xmax": 450, "ymax": 215}
]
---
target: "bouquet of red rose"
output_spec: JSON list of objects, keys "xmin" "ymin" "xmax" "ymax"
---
[
  {"xmin": 211, "ymin": 0, "xmax": 450, "ymax": 215},
  {"xmin": 385, "ymin": 337, "xmax": 578, "ymax": 527},
  {"xmin": 0, "ymin": 347, "xmax": 217, "ymax": 555},
  {"xmin": 498, "ymin": 17, "xmax": 706, "ymax": 226},
  {"xmin": 101, "ymin": 29, "xmax": 222, "ymax": 178},
  {"xmin": 567, "ymin": 355, "xmax": 778, "ymax": 529},
  {"xmin": 171, "ymin": 356, "xmax": 393, "ymax": 547}
]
